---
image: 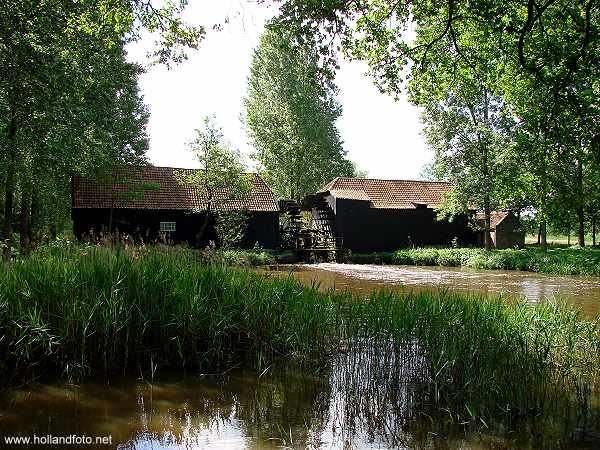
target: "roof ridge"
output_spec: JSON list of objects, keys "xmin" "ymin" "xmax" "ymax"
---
[
  {"xmin": 335, "ymin": 176, "xmax": 450, "ymax": 184},
  {"xmin": 319, "ymin": 177, "xmax": 341, "ymax": 192},
  {"xmin": 144, "ymin": 165, "xmax": 256, "ymax": 174}
]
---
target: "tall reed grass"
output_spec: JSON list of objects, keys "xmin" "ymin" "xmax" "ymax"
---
[{"xmin": 1, "ymin": 245, "xmax": 598, "ymax": 421}]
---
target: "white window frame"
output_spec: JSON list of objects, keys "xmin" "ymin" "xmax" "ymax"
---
[{"xmin": 160, "ymin": 221, "xmax": 176, "ymax": 232}]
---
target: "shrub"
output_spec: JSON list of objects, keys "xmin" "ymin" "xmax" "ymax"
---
[
  {"xmin": 349, "ymin": 247, "xmax": 600, "ymax": 276},
  {"xmin": 215, "ymin": 210, "xmax": 249, "ymax": 248}
]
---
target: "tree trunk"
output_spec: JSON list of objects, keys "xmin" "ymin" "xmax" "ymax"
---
[
  {"xmin": 196, "ymin": 197, "xmax": 213, "ymax": 247},
  {"xmin": 0, "ymin": 187, "xmax": 4, "ymax": 227},
  {"xmin": 2, "ymin": 183, "xmax": 14, "ymax": 263},
  {"xmin": 481, "ymin": 90, "xmax": 492, "ymax": 251},
  {"xmin": 20, "ymin": 187, "xmax": 30, "ymax": 255},
  {"xmin": 540, "ymin": 220, "xmax": 548, "ymax": 252},
  {"xmin": 538, "ymin": 127, "xmax": 550, "ymax": 253},
  {"xmin": 29, "ymin": 190, "xmax": 41, "ymax": 248},
  {"xmin": 576, "ymin": 158, "xmax": 585, "ymax": 247},
  {"xmin": 577, "ymin": 212, "xmax": 585, "ymax": 247},
  {"xmin": 49, "ymin": 223, "xmax": 57, "ymax": 240},
  {"xmin": 592, "ymin": 214, "xmax": 596, "ymax": 247},
  {"xmin": 483, "ymin": 196, "xmax": 492, "ymax": 250},
  {"xmin": 197, "ymin": 212, "xmax": 211, "ymax": 246},
  {"xmin": 2, "ymin": 116, "xmax": 17, "ymax": 263}
]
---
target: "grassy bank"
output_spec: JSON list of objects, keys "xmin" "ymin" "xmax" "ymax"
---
[
  {"xmin": 526, "ymin": 233, "xmax": 597, "ymax": 246},
  {"xmin": 36, "ymin": 238, "xmax": 278, "ymax": 267},
  {"xmin": 349, "ymin": 246, "xmax": 600, "ymax": 276},
  {"xmin": 0, "ymin": 246, "xmax": 598, "ymax": 420},
  {"xmin": 201, "ymin": 247, "xmax": 276, "ymax": 266}
]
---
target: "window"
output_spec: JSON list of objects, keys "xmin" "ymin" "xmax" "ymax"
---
[{"xmin": 160, "ymin": 221, "xmax": 176, "ymax": 232}]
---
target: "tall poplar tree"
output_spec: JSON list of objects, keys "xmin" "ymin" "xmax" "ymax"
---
[
  {"xmin": 267, "ymin": 0, "xmax": 600, "ymax": 248},
  {"xmin": 245, "ymin": 27, "xmax": 356, "ymax": 202}
]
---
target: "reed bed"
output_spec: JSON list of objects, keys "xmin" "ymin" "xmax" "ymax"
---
[{"xmin": 0, "ymin": 245, "xmax": 598, "ymax": 421}]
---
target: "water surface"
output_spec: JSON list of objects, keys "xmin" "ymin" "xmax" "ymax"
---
[
  {"xmin": 2, "ymin": 362, "xmax": 598, "ymax": 450},
  {"xmin": 260, "ymin": 263, "xmax": 600, "ymax": 317}
]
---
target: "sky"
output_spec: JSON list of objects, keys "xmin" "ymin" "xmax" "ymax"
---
[{"xmin": 126, "ymin": 1, "xmax": 431, "ymax": 180}]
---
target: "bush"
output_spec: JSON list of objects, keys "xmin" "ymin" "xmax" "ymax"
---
[
  {"xmin": 215, "ymin": 210, "xmax": 249, "ymax": 248},
  {"xmin": 206, "ymin": 248, "xmax": 275, "ymax": 266},
  {"xmin": 349, "ymin": 247, "xmax": 600, "ymax": 276}
]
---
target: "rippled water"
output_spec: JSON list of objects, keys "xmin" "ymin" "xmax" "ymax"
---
[
  {"xmin": 2, "ymin": 360, "xmax": 598, "ymax": 450},
  {"xmin": 260, "ymin": 263, "xmax": 600, "ymax": 317}
]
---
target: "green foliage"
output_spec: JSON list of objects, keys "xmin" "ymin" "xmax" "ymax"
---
[
  {"xmin": 406, "ymin": 17, "xmax": 520, "ymax": 240},
  {"xmin": 214, "ymin": 210, "xmax": 249, "ymax": 248},
  {"xmin": 177, "ymin": 116, "xmax": 251, "ymax": 245},
  {"xmin": 244, "ymin": 27, "xmax": 356, "ymax": 201},
  {"xmin": 211, "ymin": 248, "xmax": 276, "ymax": 267},
  {"xmin": 0, "ymin": 246, "xmax": 598, "ymax": 423},
  {"xmin": 0, "ymin": 0, "xmax": 202, "ymax": 258},
  {"xmin": 70, "ymin": 0, "xmax": 204, "ymax": 65},
  {"xmin": 180, "ymin": 116, "xmax": 251, "ymax": 207},
  {"xmin": 350, "ymin": 247, "xmax": 600, "ymax": 276}
]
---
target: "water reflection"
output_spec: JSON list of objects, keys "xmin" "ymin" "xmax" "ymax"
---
[
  {"xmin": 0, "ymin": 370, "xmax": 328, "ymax": 450},
  {"xmin": 321, "ymin": 339, "xmax": 430, "ymax": 449},
  {"xmin": 1, "ymin": 355, "xmax": 598, "ymax": 450},
  {"xmin": 260, "ymin": 264, "xmax": 600, "ymax": 317}
]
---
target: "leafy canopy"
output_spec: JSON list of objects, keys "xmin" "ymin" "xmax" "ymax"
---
[{"xmin": 181, "ymin": 116, "xmax": 251, "ymax": 208}]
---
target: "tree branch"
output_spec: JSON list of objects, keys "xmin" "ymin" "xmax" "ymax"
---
[{"xmin": 420, "ymin": 0, "xmax": 455, "ymax": 66}]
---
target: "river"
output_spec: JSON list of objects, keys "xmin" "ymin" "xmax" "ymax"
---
[
  {"xmin": 259, "ymin": 263, "xmax": 600, "ymax": 317},
  {"xmin": 2, "ymin": 362, "xmax": 598, "ymax": 450}
]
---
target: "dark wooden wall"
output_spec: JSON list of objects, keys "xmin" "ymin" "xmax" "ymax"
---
[
  {"xmin": 494, "ymin": 214, "xmax": 525, "ymax": 249},
  {"xmin": 331, "ymin": 197, "xmax": 477, "ymax": 252},
  {"xmin": 245, "ymin": 212, "xmax": 280, "ymax": 249},
  {"xmin": 72, "ymin": 208, "xmax": 279, "ymax": 249}
]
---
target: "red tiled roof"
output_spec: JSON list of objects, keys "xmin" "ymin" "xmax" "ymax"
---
[
  {"xmin": 72, "ymin": 166, "xmax": 279, "ymax": 212},
  {"xmin": 476, "ymin": 212, "xmax": 509, "ymax": 229},
  {"xmin": 319, "ymin": 177, "xmax": 452, "ymax": 209}
]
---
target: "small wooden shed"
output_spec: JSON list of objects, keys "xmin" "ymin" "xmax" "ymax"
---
[{"xmin": 476, "ymin": 212, "xmax": 525, "ymax": 249}]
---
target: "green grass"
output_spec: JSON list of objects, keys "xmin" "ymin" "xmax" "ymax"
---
[
  {"xmin": 349, "ymin": 247, "xmax": 600, "ymax": 276},
  {"xmin": 526, "ymin": 233, "xmax": 597, "ymax": 245},
  {"xmin": 0, "ymin": 245, "xmax": 598, "ymax": 422},
  {"xmin": 201, "ymin": 247, "xmax": 276, "ymax": 266},
  {"xmin": 36, "ymin": 237, "xmax": 277, "ymax": 267}
]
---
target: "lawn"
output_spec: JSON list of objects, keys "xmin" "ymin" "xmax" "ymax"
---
[{"xmin": 525, "ymin": 233, "xmax": 597, "ymax": 246}]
